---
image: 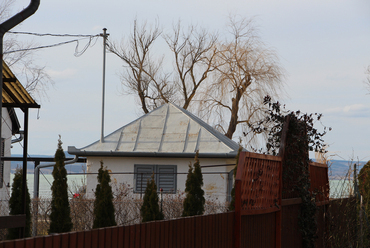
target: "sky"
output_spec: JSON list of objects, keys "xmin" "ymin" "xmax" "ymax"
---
[{"xmin": 4, "ymin": 0, "xmax": 370, "ymax": 161}]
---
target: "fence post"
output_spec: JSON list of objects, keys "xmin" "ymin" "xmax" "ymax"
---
[
  {"xmin": 234, "ymin": 152, "xmax": 246, "ymax": 248},
  {"xmin": 277, "ymin": 115, "xmax": 290, "ymax": 248},
  {"xmin": 234, "ymin": 179, "xmax": 241, "ymax": 248}
]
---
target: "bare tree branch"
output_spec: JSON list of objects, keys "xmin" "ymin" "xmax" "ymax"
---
[
  {"xmin": 1, "ymin": 0, "xmax": 54, "ymax": 101},
  {"xmin": 164, "ymin": 22, "xmax": 218, "ymax": 110},
  {"xmin": 107, "ymin": 19, "xmax": 169, "ymax": 113},
  {"xmin": 200, "ymin": 16, "xmax": 284, "ymax": 144}
]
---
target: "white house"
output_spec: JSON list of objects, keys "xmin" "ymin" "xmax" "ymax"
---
[
  {"xmin": 0, "ymin": 107, "xmax": 20, "ymax": 200},
  {"xmin": 0, "ymin": 61, "xmax": 23, "ymax": 200},
  {"xmin": 68, "ymin": 103, "xmax": 241, "ymax": 202}
]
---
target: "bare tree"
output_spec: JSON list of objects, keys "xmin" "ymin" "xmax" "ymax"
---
[
  {"xmin": 108, "ymin": 20, "xmax": 171, "ymax": 113},
  {"xmin": 163, "ymin": 22, "xmax": 218, "ymax": 110},
  {"xmin": 110, "ymin": 17, "xmax": 285, "ymax": 147},
  {"xmin": 108, "ymin": 19, "xmax": 218, "ymax": 113},
  {"xmin": 1, "ymin": 0, "xmax": 54, "ymax": 100},
  {"xmin": 200, "ymin": 17, "xmax": 284, "ymax": 142}
]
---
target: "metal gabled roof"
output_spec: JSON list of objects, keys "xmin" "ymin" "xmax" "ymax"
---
[
  {"xmin": 68, "ymin": 103, "xmax": 241, "ymax": 158},
  {"xmin": 2, "ymin": 61, "xmax": 40, "ymax": 109}
]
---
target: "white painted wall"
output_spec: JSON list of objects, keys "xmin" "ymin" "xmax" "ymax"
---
[
  {"xmin": 0, "ymin": 108, "xmax": 14, "ymax": 200},
  {"xmin": 85, "ymin": 156, "xmax": 235, "ymax": 203}
]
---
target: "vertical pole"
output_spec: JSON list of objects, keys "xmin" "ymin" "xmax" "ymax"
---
[
  {"xmin": 32, "ymin": 160, "xmax": 40, "ymax": 237},
  {"xmin": 234, "ymin": 151, "xmax": 245, "ymax": 248},
  {"xmin": 100, "ymin": 28, "xmax": 108, "ymax": 143},
  {"xmin": 277, "ymin": 115, "xmax": 290, "ymax": 248},
  {"xmin": 140, "ymin": 173, "xmax": 143, "ymax": 199},
  {"xmin": 20, "ymin": 108, "xmax": 29, "ymax": 238},
  {"xmin": 0, "ymin": 37, "xmax": 4, "ymax": 180},
  {"xmin": 234, "ymin": 179, "xmax": 241, "ymax": 248}
]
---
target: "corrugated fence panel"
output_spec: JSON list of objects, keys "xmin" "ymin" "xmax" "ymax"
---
[
  {"xmin": 241, "ymin": 212, "xmax": 276, "ymax": 248},
  {"xmin": 282, "ymin": 203, "xmax": 302, "ymax": 248},
  {"xmin": 309, "ymin": 163, "xmax": 329, "ymax": 203}
]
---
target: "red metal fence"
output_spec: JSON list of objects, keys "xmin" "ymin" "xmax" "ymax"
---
[
  {"xmin": 234, "ymin": 151, "xmax": 329, "ymax": 248},
  {"xmin": 0, "ymin": 152, "xmax": 330, "ymax": 248},
  {"xmin": 0, "ymin": 212, "xmax": 234, "ymax": 248}
]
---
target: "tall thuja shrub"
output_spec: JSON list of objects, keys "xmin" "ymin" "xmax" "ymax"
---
[
  {"xmin": 7, "ymin": 168, "xmax": 31, "ymax": 239},
  {"xmin": 49, "ymin": 137, "xmax": 73, "ymax": 233},
  {"xmin": 140, "ymin": 174, "xmax": 164, "ymax": 222},
  {"xmin": 229, "ymin": 146, "xmax": 243, "ymax": 211},
  {"xmin": 182, "ymin": 151, "xmax": 205, "ymax": 217},
  {"xmin": 93, "ymin": 161, "xmax": 116, "ymax": 228}
]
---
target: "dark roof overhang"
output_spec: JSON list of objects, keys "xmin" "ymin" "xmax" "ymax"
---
[
  {"xmin": 2, "ymin": 61, "xmax": 40, "ymax": 109},
  {"xmin": 68, "ymin": 146, "xmax": 238, "ymax": 159}
]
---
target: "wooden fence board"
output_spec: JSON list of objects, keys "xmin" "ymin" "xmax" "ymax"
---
[
  {"xmin": 52, "ymin": 235, "xmax": 60, "ymax": 248},
  {"xmin": 194, "ymin": 216, "xmax": 201, "ymax": 248},
  {"xmin": 123, "ymin": 225, "xmax": 130, "ymax": 248},
  {"xmin": 145, "ymin": 223, "xmax": 151, "ymax": 248},
  {"xmin": 168, "ymin": 220, "xmax": 174, "ymax": 248},
  {"xmin": 69, "ymin": 232, "xmax": 77, "ymax": 248},
  {"xmin": 159, "ymin": 221, "xmax": 165, "ymax": 248},
  {"xmin": 84, "ymin": 230, "xmax": 92, "ymax": 248},
  {"xmin": 162, "ymin": 220, "xmax": 169, "ymax": 248},
  {"xmin": 91, "ymin": 229, "xmax": 98, "ymax": 248},
  {"xmin": 61, "ymin": 233, "xmax": 69, "ymax": 248},
  {"xmin": 150, "ymin": 222, "xmax": 157, "ymax": 248},
  {"xmin": 14, "ymin": 239, "xmax": 24, "ymax": 248},
  {"xmin": 77, "ymin": 231, "xmax": 85, "ymax": 248},
  {"xmin": 98, "ymin": 228, "xmax": 105, "ymax": 248},
  {"xmin": 3, "ymin": 241, "xmax": 14, "ymax": 248},
  {"xmin": 139, "ymin": 223, "xmax": 146, "ymax": 248},
  {"xmin": 134, "ymin": 224, "xmax": 140, "ymax": 248},
  {"xmin": 33, "ymin": 236, "xmax": 43, "ymax": 248},
  {"xmin": 105, "ymin": 227, "xmax": 112, "ymax": 248},
  {"xmin": 117, "ymin": 226, "xmax": 124, "ymax": 248}
]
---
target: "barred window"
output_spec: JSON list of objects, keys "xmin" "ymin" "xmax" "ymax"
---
[{"xmin": 134, "ymin": 165, "xmax": 177, "ymax": 194}]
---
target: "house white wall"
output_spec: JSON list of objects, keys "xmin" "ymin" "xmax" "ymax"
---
[
  {"xmin": 0, "ymin": 108, "xmax": 14, "ymax": 200},
  {"xmin": 84, "ymin": 156, "xmax": 235, "ymax": 203}
]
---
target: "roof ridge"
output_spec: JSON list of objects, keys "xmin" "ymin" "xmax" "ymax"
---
[{"xmin": 168, "ymin": 103, "xmax": 240, "ymax": 152}]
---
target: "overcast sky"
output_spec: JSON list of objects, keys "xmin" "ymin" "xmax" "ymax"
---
[{"xmin": 5, "ymin": 0, "xmax": 370, "ymax": 161}]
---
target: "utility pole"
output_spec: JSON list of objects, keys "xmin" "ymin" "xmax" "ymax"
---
[{"xmin": 100, "ymin": 28, "xmax": 109, "ymax": 143}]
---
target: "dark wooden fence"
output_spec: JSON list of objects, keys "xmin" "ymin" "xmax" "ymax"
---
[
  {"xmin": 0, "ymin": 152, "xmax": 332, "ymax": 248},
  {"xmin": 233, "ymin": 151, "xmax": 330, "ymax": 248},
  {"xmin": 0, "ymin": 212, "xmax": 234, "ymax": 248}
]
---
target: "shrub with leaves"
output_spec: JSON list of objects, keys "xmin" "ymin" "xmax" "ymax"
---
[
  {"xmin": 182, "ymin": 151, "xmax": 205, "ymax": 217},
  {"xmin": 248, "ymin": 96, "xmax": 330, "ymax": 248},
  {"xmin": 49, "ymin": 137, "xmax": 73, "ymax": 234},
  {"xmin": 140, "ymin": 174, "xmax": 164, "ymax": 222},
  {"xmin": 7, "ymin": 168, "xmax": 31, "ymax": 239},
  {"xmin": 93, "ymin": 161, "xmax": 116, "ymax": 228}
]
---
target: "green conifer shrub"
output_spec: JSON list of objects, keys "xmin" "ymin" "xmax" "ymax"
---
[
  {"xmin": 49, "ymin": 137, "xmax": 73, "ymax": 233},
  {"xmin": 182, "ymin": 151, "xmax": 205, "ymax": 217},
  {"xmin": 7, "ymin": 168, "xmax": 31, "ymax": 239},
  {"xmin": 93, "ymin": 161, "xmax": 116, "ymax": 228},
  {"xmin": 140, "ymin": 174, "xmax": 164, "ymax": 222}
]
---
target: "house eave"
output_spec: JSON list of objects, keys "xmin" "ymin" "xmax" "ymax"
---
[{"xmin": 68, "ymin": 146, "xmax": 238, "ymax": 159}]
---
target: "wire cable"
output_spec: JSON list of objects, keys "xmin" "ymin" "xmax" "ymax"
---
[{"xmin": 7, "ymin": 31, "xmax": 99, "ymax": 38}]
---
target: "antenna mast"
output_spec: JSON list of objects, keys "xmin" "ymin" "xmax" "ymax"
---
[{"xmin": 100, "ymin": 28, "xmax": 109, "ymax": 143}]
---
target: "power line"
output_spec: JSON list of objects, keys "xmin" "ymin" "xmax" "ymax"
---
[
  {"xmin": 4, "ymin": 32, "xmax": 101, "ymax": 57},
  {"xmin": 7, "ymin": 31, "xmax": 99, "ymax": 38}
]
